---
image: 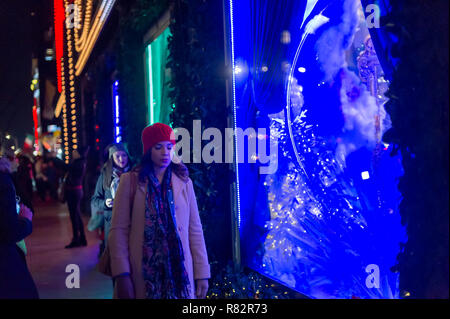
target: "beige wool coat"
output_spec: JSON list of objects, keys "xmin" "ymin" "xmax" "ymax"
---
[{"xmin": 108, "ymin": 171, "xmax": 210, "ymax": 299}]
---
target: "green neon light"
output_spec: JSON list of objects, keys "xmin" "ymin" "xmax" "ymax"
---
[
  {"xmin": 146, "ymin": 45, "xmax": 154, "ymax": 125},
  {"xmin": 145, "ymin": 27, "xmax": 172, "ymax": 126}
]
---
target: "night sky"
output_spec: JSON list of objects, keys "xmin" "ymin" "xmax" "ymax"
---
[{"xmin": 0, "ymin": 0, "xmax": 34, "ymax": 146}]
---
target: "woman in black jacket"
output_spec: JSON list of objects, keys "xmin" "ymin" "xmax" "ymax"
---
[
  {"xmin": 90, "ymin": 143, "xmax": 131, "ymax": 256},
  {"xmin": 65, "ymin": 148, "xmax": 88, "ymax": 248},
  {"xmin": 0, "ymin": 156, "xmax": 39, "ymax": 298}
]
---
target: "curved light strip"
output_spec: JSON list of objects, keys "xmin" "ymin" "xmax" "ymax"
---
[
  {"xmin": 53, "ymin": 0, "xmax": 117, "ymax": 162},
  {"xmin": 73, "ymin": 0, "xmax": 82, "ymax": 45},
  {"xmin": 75, "ymin": 0, "xmax": 93, "ymax": 52},
  {"xmin": 285, "ymin": 8, "xmax": 329, "ymax": 179},
  {"xmin": 74, "ymin": 0, "xmax": 108, "ymax": 72},
  {"xmin": 54, "ymin": 93, "xmax": 65, "ymax": 118},
  {"xmin": 75, "ymin": 0, "xmax": 116, "ymax": 76},
  {"xmin": 285, "ymin": 31, "xmax": 309, "ymax": 179}
]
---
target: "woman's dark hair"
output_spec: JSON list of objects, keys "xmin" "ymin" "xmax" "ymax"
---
[{"xmin": 135, "ymin": 149, "xmax": 189, "ymax": 183}]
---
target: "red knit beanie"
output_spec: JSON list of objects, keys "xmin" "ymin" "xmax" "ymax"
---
[{"xmin": 141, "ymin": 123, "xmax": 176, "ymax": 154}]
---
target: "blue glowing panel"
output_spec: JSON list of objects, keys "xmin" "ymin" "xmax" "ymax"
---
[{"xmin": 228, "ymin": 0, "xmax": 406, "ymax": 299}]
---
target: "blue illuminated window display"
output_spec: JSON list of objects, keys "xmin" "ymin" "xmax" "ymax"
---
[{"xmin": 226, "ymin": 0, "xmax": 406, "ymax": 298}]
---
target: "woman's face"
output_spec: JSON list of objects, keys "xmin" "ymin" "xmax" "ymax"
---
[
  {"xmin": 112, "ymin": 151, "xmax": 128, "ymax": 169},
  {"xmin": 151, "ymin": 141, "xmax": 174, "ymax": 168}
]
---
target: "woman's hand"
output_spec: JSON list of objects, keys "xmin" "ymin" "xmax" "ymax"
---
[
  {"xmin": 105, "ymin": 198, "xmax": 114, "ymax": 208},
  {"xmin": 19, "ymin": 204, "xmax": 33, "ymax": 222},
  {"xmin": 115, "ymin": 275, "xmax": 135, "ymax": 299},
  {"xmin": 195, "ymin": 279, "xmax": 209, "ymax": 299}
]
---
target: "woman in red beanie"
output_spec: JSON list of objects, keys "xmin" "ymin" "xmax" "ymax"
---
[{"xmin": 108, "ymin": 123, "xmax": 210, "ymax": 299}]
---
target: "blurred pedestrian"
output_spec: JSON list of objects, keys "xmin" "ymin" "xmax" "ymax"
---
[
  {"xmin": 65, "ymin": 148, "xmax": 89, "ymax": 249},
  {"xmin": 2, "ymin": 149, "xmax": 18, "ymax": 173},
  {"xmin": 89, "ymin": 143, "xmax": 132, "ymax": 256},
  {"xmin": 13, "ymin": 155, "xmax": 35, "ymax": 214},
  {"xmin": 45, "ymin": 159, "xmax": 58, "ymax": 201},
  {"xmin": 0, "ymin": 155, "xmax": 39, "ymax": 299},
  {"xmin": 109, "ymin": 123, "xmax": 210, "ymax": 299},
  {"xmin": 34, "ymin": 156, "xmax": 48, "ymax": 201}
]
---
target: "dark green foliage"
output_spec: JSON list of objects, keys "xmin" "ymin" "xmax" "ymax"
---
[
  {"xmin": 383, "ymin": 0, "xmax": 449, "ymax": 298},
  {"xmin": 167, "ymin": 0, "xmax": 232, "ymax": 275},
  {"xmin": 116, "ymin": 0, "xmax": 170, "ymax": 158},
  {"xmin": 117, "ymin": 0, "xmax": 232, "ymax": 276}
]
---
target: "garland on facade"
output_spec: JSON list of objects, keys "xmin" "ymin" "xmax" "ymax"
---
[
  {"xmin": 117, "ymin": 0, "xmax": 233, "ymax": 276},
  {"xmin": 207, "ymin": 263, "xmax": 299, "ymax": 299},
  {"xmin": 383, "ymin": 0, "xmax": 449, "ymax": 298},
  {"xmin": 167, "ymin": 0, "xmax": 233, "ymax": 274},
  {"xmin": 116, "ymin": 0, "xmax": 170, "ymax": 158}
]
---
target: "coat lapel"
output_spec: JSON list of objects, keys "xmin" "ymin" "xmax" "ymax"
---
[
  {"xmin": 171, "ymin": 174, "xmax": 188, "ymax": 221},
  {"xmin": 171, "ymin": 174, "xmax": 182, "ymax": 203},
  {"xmin": 138, "ymin": 179, "xmax": 147, "ymax": 195}
]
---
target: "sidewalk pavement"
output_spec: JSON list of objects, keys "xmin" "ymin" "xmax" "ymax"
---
[{"xmin": 25, "ymin": 198, "xmax": 113, "ymax": 299}]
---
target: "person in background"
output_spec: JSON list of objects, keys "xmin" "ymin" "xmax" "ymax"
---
[
  {"xmin": 89, "ymin": 143, "xmax": 132, "ymax": 256},
  {"xmin": 45, "ymin": 159, "xmax": 58, "ymax": 201},
  {"xmin": 81, "ymin": 148, "xmax": 99, "ymax": 221},
  {"xmin": 3, "ymin": 149, "xmax": 18, "ymax": 173},
  {"xmin": 13, "ymin": 155, "xmax": 35, "ymax": 214},
  {"xmin": 109, "ymin": 123, "xmax": 210, "ymax": 299},
  {"xmin": 0, "ymin": 155, "xmax": 39, "ymax": 299},
  {"xmin": 65, "ymin": 148, "xmax": 89, "ymax": 249},
  {"xmin": 48, "ymin": 151, "xmax": 67, "ymax": 190},
  {"xmin": 34, "ymin": 156, "xmax": 48, "ymax": 202}
]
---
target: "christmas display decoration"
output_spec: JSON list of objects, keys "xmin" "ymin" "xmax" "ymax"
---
[{"xmin": 228, "ymin": 0, "xmax": 405, "ymax": 298}]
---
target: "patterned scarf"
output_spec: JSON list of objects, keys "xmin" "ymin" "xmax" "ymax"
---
[{"xmin": 142, "ymin": 166, "xmax": 191, "ymax": 299}]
